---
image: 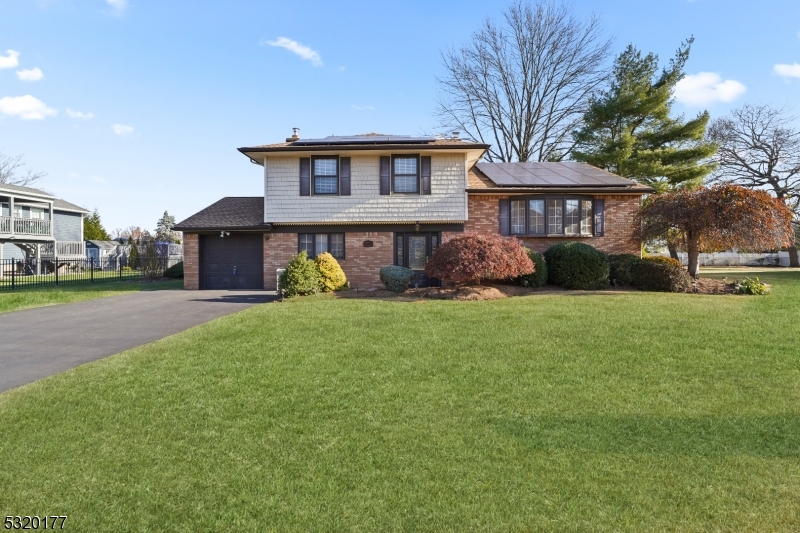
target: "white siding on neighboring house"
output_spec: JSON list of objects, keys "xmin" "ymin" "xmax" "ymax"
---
[{"xmin": 263, "ymin": 154, "xmax": 467, "ymax": 223}]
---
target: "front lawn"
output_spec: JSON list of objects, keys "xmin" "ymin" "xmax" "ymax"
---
[
  {"xmin": 1, "ymin": 271, "xmax": 799, "ymax": 531},
  {"xmin": 0, "ymin": 279, "xmax": 182, "ymax": 314}
]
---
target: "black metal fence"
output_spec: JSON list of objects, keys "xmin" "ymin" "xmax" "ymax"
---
[{"xmin": 0, "ymin": 257, "xmax": 143, "ymax": 291}]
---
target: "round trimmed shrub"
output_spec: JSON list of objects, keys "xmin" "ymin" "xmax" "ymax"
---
[
  {"xmin": 632, "ymin": 257, "xmax": 692, "ymax": 292},
  {"xmin": 517, "ymin": 249, "xmax": 548, "ymax": 288},
  {"xmin": 315, "ymin": 252, "xmax": 347, "ymax": 292},
  {"xmin": 608, "ymin": 254, "xmax": 640, "ymax": 286},
  {"xmin": 380, "ymin": 265, "xmax": 415, "ymax": 293},
  {"xmin": 164, "ymin": 261, "xmax": 184, "ymax": 279},
  {"xmin": 544, "ymin": 242, "xmax": 609, "ymax": 290},
  {"xmin": 278, "ymin": 251, "xmax": 321, "ymax": 297},
  {"xmin": 425, "ymin": 233, "xmax": 533, "ymax": 284}
]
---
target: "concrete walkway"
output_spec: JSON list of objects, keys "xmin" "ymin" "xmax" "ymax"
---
[{"xmin": 0, "ymin": 290, "xmax": 275, "ymax": 393}]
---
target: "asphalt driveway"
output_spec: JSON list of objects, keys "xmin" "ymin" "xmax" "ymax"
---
[{"xmin": 0, "ymin": 290, "xmax": 275, "ymax": 393}]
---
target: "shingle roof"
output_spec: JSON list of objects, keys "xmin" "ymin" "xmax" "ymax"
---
[
  {"xmin": 469, "ymin": 162, "xmax": 654, "ymax": 193},
  {"xmin": 53, "ymin": 199, "xmax": 90, "ymax": 213},
  {"xmin": 0, "ymin": 182, "xmax": 54, "ymax": 197},
  {"xmin": 239, "ymin": 136, "xmax": 488, "ymax": 152},
  {"xmin": 174, "ymin": 197, "xmax": 265, "ymax": 231},
  {"xmin": 87, "ymin": 240, "xmax": 119, "ymax": 250}
]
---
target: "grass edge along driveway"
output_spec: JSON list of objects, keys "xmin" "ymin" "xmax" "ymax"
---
[{"xmin": 1, "ymin": 270, "xmax": 799, "ymax": 532}]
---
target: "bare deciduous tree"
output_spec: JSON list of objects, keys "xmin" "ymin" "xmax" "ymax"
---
[
  {"xmin": 0, "ymin": 151, "xmax": 46, "ymax": 187},
  {"xmin": 437, "ymin": 0, "xmax": 611, "ymax": 162},
  {"xmin": 708, "ymin": 104, "xmax": 800, "ymax": 266}
]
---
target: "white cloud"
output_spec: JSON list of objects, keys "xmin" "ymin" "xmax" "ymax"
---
[
  {"xmin": 674, "ymin": 72, "xmax": 746, "ymax": 105},
  {"xmin": 774, "ymin": 63, "xmax": 800, "ymax": 79},
  {"xmin": 0, "ymin": 95, "xmax": 57, "ymax": 120},
  {"xmin": 262, "ymin": 37, "xmax": 322, "ymax": 67},
  {"xmin": 16, "ymin": 68, "xmax": 44, "ymax": 81},
  {"xmin": 112, "ymin": 124, "xmax": 134, "ymax": 136},
  {"xmin": 106, "ymin": 0, "xmax": 128, "ymax": 10},
  {"xmin": 67, "ymin": 108, "xmax": 94, "ymax": 120},
  {"xmin": 351, "ymin": 105, "xmax": 375, "ymax": 111},
  {"xmin": 0, "ymin": 50, "xmax": 20, "ymax": 69}
]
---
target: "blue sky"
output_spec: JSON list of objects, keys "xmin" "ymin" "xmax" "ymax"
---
[{"xmin": 1, "ymin": 0, "xmax": 799, "ymax": 234}]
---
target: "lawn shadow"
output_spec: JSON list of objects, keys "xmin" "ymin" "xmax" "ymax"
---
[
  {"xmin": 189, "ymin": 294, "xmax": 276, "ymax": 304},
  {"xmin": 495, "ymin": 414, "xmax": 800, "ymax": 458}
]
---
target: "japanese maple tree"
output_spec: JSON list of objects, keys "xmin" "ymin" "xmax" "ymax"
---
[
  {"xmin": 425, "ymin": 232, "xmax": 533, "ymax": 284},
  {"xmin": 636, "ymin": 184, "xmax": 794, "ymax": 277}
]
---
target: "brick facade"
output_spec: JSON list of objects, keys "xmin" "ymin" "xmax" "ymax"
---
[
  {"xmin": 446, "ymin": 194, "xmax": 641, "ymax": 255},
  {"xmin": 263, "ymin": 231, "xmax": 394, "ymax": 291},
  {"xmin": 183, "ymin": 233, "xmax": 199, "ymax": 289}
]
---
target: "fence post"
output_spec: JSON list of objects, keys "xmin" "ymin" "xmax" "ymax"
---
[
  {"xmin": 90, "ymin": 257, "xmax": 94, "ymax": 283},
  {"xmin": 119, "ymin": 258, "xmax": 122, "ymax": 280},
  {"xmin": 11, "ymin": 260, "xmax": 14, "ymax": 290},
  {"xmin": 55, "ymin": 255, "xmax": 58, "ymax": 286}
]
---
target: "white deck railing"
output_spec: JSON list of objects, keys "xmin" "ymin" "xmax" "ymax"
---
[
  {"xmin": 1, "ymin": 217, "xmax": 52, "ymax": 236},
  {"xmin": 41, "ymin": 241, "xmax": 85, "ymax": 258}
]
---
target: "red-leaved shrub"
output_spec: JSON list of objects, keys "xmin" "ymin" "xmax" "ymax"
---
[{"xmin": 425, "ymin": 232, "xmax": 534, "ymax": 284}]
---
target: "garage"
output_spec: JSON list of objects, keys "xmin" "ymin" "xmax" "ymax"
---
[{"xmin": 201, "ymin": 233, "xmax": 263, "ymax": 290}]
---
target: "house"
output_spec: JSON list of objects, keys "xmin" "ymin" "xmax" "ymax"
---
[
  {"xmin": 174, "ymin": 131, "xmax": 653, "ymax": 290},
  {"xmin": 86, "ymin": 240, "xmax": 124, "ymax": 262},
  {"xmin": 1, "ymin": 183, "xmax": 88, "ymax": 275}
]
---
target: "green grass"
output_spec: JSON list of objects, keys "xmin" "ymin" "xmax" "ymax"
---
[
  {"xmin": 1, "ymin": 271, "xmax": 799, "ymax": 532},
  {"xmin": 0, "ymin": 279, "xmax": 182, "ymax": 314}
]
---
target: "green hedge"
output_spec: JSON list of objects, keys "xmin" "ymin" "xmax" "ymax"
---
[
  {"xmin": 632, "ymin": 257, "xmax": 692, "ymax": 292},
  {"xmin": 517, "ymin": 249, "xmax": 548, "ymax": 288},
  {"xmin": 278, "ymin": 251, "xmax": 321, "ymax": 298},
  {"xmin": 608, "ymin": 254, "xmax": 639, "ymax": 286},
  {"xmin": 544, "ymin": 242, "xmax": 609, "ymax": 290},
  {"xmin": 380, "ymin": 265, "xmax": 415, "ymax": 293}
]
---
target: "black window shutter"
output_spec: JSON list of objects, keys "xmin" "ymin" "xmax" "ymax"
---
[
  {"xmin": 594, "ymin": 199, "xmax": 605, "ymax": 236},
  {"xmin": 499, "ymin": 199, "xmax": 510, "ymax": 236},
  {"xmin": 420, "ymin": 156, "xmax": 431, "ymax": 195},
  {"xmin": 340, "ymin": 157, "xmax": 351, "ymax": 196},
  {"xmin": 299, "ymin": 157, "xmax": 310, "ymax": 196},
  {"xmin": 379, "ymin": 156, "xmax": 390, "ymax": 195}
]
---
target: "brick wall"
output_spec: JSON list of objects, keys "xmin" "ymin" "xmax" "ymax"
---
[
  {"xmin": 455, "ymin": 194, "xmax": 642, "ymax": 255},
  {"xmin": 263, "ymin": 231, "xmax": 394, "ymax": 290},
  {"xmin": 183, "ymin": 233, "xmax": 199, "ymax": 290}
]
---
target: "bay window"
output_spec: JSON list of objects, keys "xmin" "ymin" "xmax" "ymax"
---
[{"xmin": 506, "ymin": 197, "xmax": 604, "ymax": 237}]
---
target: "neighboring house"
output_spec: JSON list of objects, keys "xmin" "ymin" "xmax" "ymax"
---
[
  {"xmin": 86, "ymin": 240, "xmax": 124, "ymax": 262},
  {"xmin": 1, "ymin": 183, "xmax": 89, "ymax": 275},
  {"xmin": 175, "ymin": 131, "xmax": 653, "ymax": 290}
]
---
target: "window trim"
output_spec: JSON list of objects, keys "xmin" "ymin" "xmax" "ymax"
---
[
  {"xmin": 311, "ymin": 155, "xmax": 340, "ymax": 196},
  {"xmin": 297, "ymin": 232, "xmax": 346, "ymax": 260},
  {"xmin": 391, "ymin": 154, "xmax": 421, "ymax": 194},
  {"xmin": 509, "ymin": 195, "xmax": 598, "ymax": 237}
]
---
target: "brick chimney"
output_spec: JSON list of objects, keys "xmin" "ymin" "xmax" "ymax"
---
[{"xmin": 286, "ymin": 127, "xmax": 300, "ymax": 142}]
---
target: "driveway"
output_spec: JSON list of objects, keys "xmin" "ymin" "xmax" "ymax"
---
[{"xmin": 0, "ymin": 290, "xmax": 275, "ymax": 393}]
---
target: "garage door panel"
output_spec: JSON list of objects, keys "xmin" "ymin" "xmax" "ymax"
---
[{"xmin": 202, "ymin": 234, "xmax": 263, "ymax": 290}]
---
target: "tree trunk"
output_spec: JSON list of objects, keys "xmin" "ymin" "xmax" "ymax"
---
[
  {"xmin": 789, "ymin": 245, "xmax": 800, "ymax": 268},
  {"xmin": 667, "ymin": 243, "xmax": 679, "ymax": 260},
  {"xmin": 687, "ymin": 237, "xmax": 700, "ymax": 278}
]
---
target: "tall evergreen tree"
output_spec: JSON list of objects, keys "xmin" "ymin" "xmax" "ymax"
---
[
  {"xmin": 155, "ymin": 210, "xmax": 177, "ymax": 242},
  {"xmin": 572, "ymin": 38, "xmax": 717, "ymax": 192},
  {"xmin": 83, "ymin": 208, "xmax": 111, "ymax": 240}
]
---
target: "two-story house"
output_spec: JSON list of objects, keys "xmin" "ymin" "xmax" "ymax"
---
[
  {"xmin": 174, "ymin": 131, "xmax": 653, "ymax": 290},
  {"xmin": 1, "ymin": 183, "xmax": 88, "ymax": 275}
]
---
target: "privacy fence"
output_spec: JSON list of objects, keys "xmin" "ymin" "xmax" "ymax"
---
[{"xmin": 1, "ymin": 256, "xmax": 153, "ymax": 291}]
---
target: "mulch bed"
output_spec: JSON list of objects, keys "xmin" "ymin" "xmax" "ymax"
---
[{"xmin": 336, "ymin": 278, "xmax": 741, "ymax": 301}]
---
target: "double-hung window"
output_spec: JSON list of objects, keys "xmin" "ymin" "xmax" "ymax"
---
[
  {"xmin": 312, "ymin": 157, "xmax": 339, "ymax": 195},
  {"xmin": 392, "ymin": 156, "xmax": 419, "ymax": 193},
  {"xmin": 508, "ymin": 197, "xmax": 602, "ymax": 237},
  {"xmin": 298, "ymin": 233, "xmax": 345, "ymax": 259}
]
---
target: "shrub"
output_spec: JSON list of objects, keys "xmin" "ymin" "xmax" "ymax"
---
[
  {"xmin": 164, "ymin": 261, "xmax": 184, "ymax": 279},
  {"xmin": 736, "ymin": 277, "xmax": 768, "ymax": 295},
  {"xmin": 517, "ymin": 249, "xmax": 548, "ymax": 288},
  {"xmin": 380, "ymin": 265, "xmax": 415, "ymax": 293},
  {"xmin": 632, "ymin": 256, "xmax": 692, "ymax": 292},
  {"xmin": 315, "ymin": 252, "xmax": 347, "ymax": 292},
  {"xmin": 608, "ymin": 254, "xmax": 641, "ymax": 286},
  {"xmin": 278, "ymin": 251, "xmax": 321, "ymax": 297},
  {"xmin": 544, "ymin": 242, "xmax": 609, "ymax": 290},
  {"xmin": 644, "ymin": 255, "xmax": 681, "ymax": 267},
  {"xmin": 425, "ymin": 233, "xmax": 533, "ymax": 284}
]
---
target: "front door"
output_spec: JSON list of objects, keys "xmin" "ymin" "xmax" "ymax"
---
[{"xmin": 395, "ymin": 232, "xmax": 440, "ymax": 287}]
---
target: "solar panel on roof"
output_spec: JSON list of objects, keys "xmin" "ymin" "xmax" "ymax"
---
[
  {"xmin": 292, "ymin": 135, "xmax": 435, "ymax": 145},
  {"xmin": 475, "ymin": 162, "xmax": 635, "ymax": 187}
]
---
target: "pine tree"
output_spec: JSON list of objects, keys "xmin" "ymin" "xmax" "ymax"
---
[
  {"xmin": 155, "ymin": 210, "xmax": 177, "ymax": 242},
  {"xmin": 572, "ymin": 38, "xmax": 717, "ymax": 192},
  {"xmin": 83, "ymin": 209, "xmax": 111, "ymax": 240}
]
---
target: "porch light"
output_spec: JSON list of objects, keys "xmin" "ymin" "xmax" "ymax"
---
[{"xmin": 414, "ymin": 221, "xmax": 420, "ymax": 232}]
